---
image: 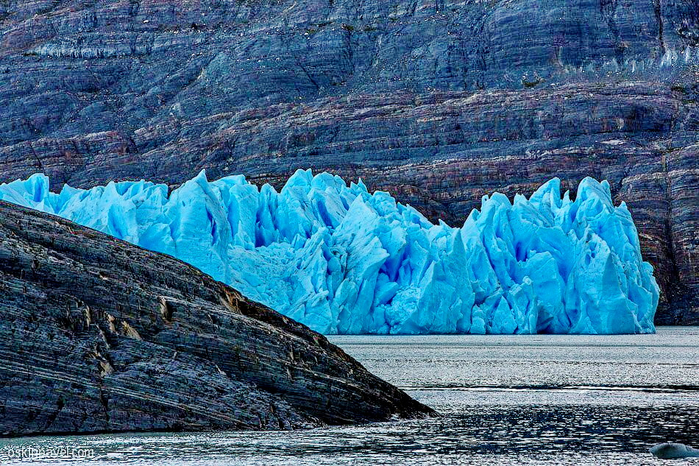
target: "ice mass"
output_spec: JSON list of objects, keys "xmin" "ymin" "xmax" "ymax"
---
[{"xmin": 0, "ymin": 170, "xmax": 659, "ymax": 335}]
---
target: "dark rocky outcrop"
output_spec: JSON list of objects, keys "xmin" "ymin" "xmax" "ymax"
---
[
  {"xmin": 0, "ymin": 0, "xmax": 697, "ymax": 323},
  {"xmin": 0, "ymin": 201, "xmax": 432, "ymax": 436}
]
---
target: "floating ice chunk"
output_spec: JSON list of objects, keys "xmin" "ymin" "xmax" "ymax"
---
[
  {"xmin": 650, "ymin": 443, "xmax": 699, "ymax": 459},
  {"xmin": 0, "ymin": 171, "xmax": 659, "ymax": 335}
]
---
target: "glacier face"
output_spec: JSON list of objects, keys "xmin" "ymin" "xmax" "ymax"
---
[{"xmin": 0, "ymin": 171, "xmax": 659, "ymax": 335}]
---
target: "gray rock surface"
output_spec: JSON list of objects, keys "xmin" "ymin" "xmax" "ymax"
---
[
  {"xmin": 0, "ymin": 0, "xmax": 697, "ymax": 323},
  {"xmin": 0, "ymin": 201, "xmax": 432, "ymax": 436}
]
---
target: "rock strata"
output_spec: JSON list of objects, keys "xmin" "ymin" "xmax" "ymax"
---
[
  {"xmin": 0, "ymin": 201, "xmax": 432, "ymax": 436},
  {"xmin": 0, "ymin": 0, "xmax": 697, "ymax": 323}
]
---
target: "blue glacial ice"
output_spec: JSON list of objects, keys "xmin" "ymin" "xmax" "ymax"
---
[{"xmin": 0, "ymin": 170, "xmax": 659, "ymax": 335}]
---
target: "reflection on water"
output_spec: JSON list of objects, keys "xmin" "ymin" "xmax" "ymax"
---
[
  {"xmin": 331, "ymin": 328, "xmax": 699, "ymax": 390},
  {"xmin": 1, "ymin": 327, "xmax": 698, "ymax": 465}
]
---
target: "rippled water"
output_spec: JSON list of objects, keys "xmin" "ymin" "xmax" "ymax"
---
[{"xmin": 1, "ymin": 327, "xmax": 698, "ymax": 465}]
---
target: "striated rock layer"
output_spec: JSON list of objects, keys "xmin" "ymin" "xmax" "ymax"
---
[
  {"xmin": 0, "ymin": 171, "xmax": 659, "ymax": 335},
  {"xmin": 0, "ymin": 201, "xmax": 432, "ymax": 436},
  {"xmin": 0, "ymin": 1, "xmax": 697, "ymax": 323}
]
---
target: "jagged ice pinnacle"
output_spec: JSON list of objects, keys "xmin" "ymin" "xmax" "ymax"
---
[{"xmin": 0, "ymin": 170, "xmax": 659, "ymax": 334}]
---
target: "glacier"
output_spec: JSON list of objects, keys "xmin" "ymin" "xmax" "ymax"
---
[{"xmin": 0, "ymin": 170, "xmax": 659, "ymax": 335}]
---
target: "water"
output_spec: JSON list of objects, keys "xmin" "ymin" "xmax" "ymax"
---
[{"xmin": 1, "ymin": 327, "xmax": 698, "ymax": 465}]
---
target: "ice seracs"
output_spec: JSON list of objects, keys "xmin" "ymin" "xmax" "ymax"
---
[{"xmin": 0, "ymin": 170, "xmax": 659, "ymax": 335}]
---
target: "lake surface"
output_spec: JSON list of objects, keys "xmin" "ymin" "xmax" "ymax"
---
[{"xmin": 1, "ymin": 327, "xmax": 698, "ymax": 465}]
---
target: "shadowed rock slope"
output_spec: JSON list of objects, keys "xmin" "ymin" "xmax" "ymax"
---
[
  {"xmin": 0, "ymin": 201, "xmax": 432, "ymax": 436},
  {"xmin": 0, "ymin": 0, "xmax": 697, "ymax": 323}
]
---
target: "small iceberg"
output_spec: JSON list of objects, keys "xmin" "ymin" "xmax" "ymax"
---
[
  {"xmin": 0, "ymin": 170, "xmax": 659, "ymax": 335},
  {"xmin": 650, "ymin": 442, "xmax": 699, "ymax": 459}
]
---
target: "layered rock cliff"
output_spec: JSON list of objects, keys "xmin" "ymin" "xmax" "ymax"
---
[
  {"xmin": 0, "ymin": 201, "xmax": 432, "ymax": 436},
  {"xmin": 0, "ymin": 0, "xmax": 697, "ymax": 323}
]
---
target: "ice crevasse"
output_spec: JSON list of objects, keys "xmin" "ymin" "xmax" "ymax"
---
[{"xmin": 0, "ymin": 170, "xmax": 659, "ymax": 335}]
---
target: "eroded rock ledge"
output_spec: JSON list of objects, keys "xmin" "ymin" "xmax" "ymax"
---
[{"xmin": 0, "ymin": 201, "xmax": 432, "ymax": 436}]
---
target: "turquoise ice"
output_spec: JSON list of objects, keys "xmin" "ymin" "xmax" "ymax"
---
[{"xmin": 0, "ymin": 170, "xmax": 659, "ymax": 334}]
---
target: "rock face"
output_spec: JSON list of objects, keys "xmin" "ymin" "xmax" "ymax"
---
[
  {"xmin": 0, "ymin": 0, "xmax": 697, "ymax": 323},
  {"xmin": 0, "ymin": 201, "xmax": 432, "ymax": 436}
]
